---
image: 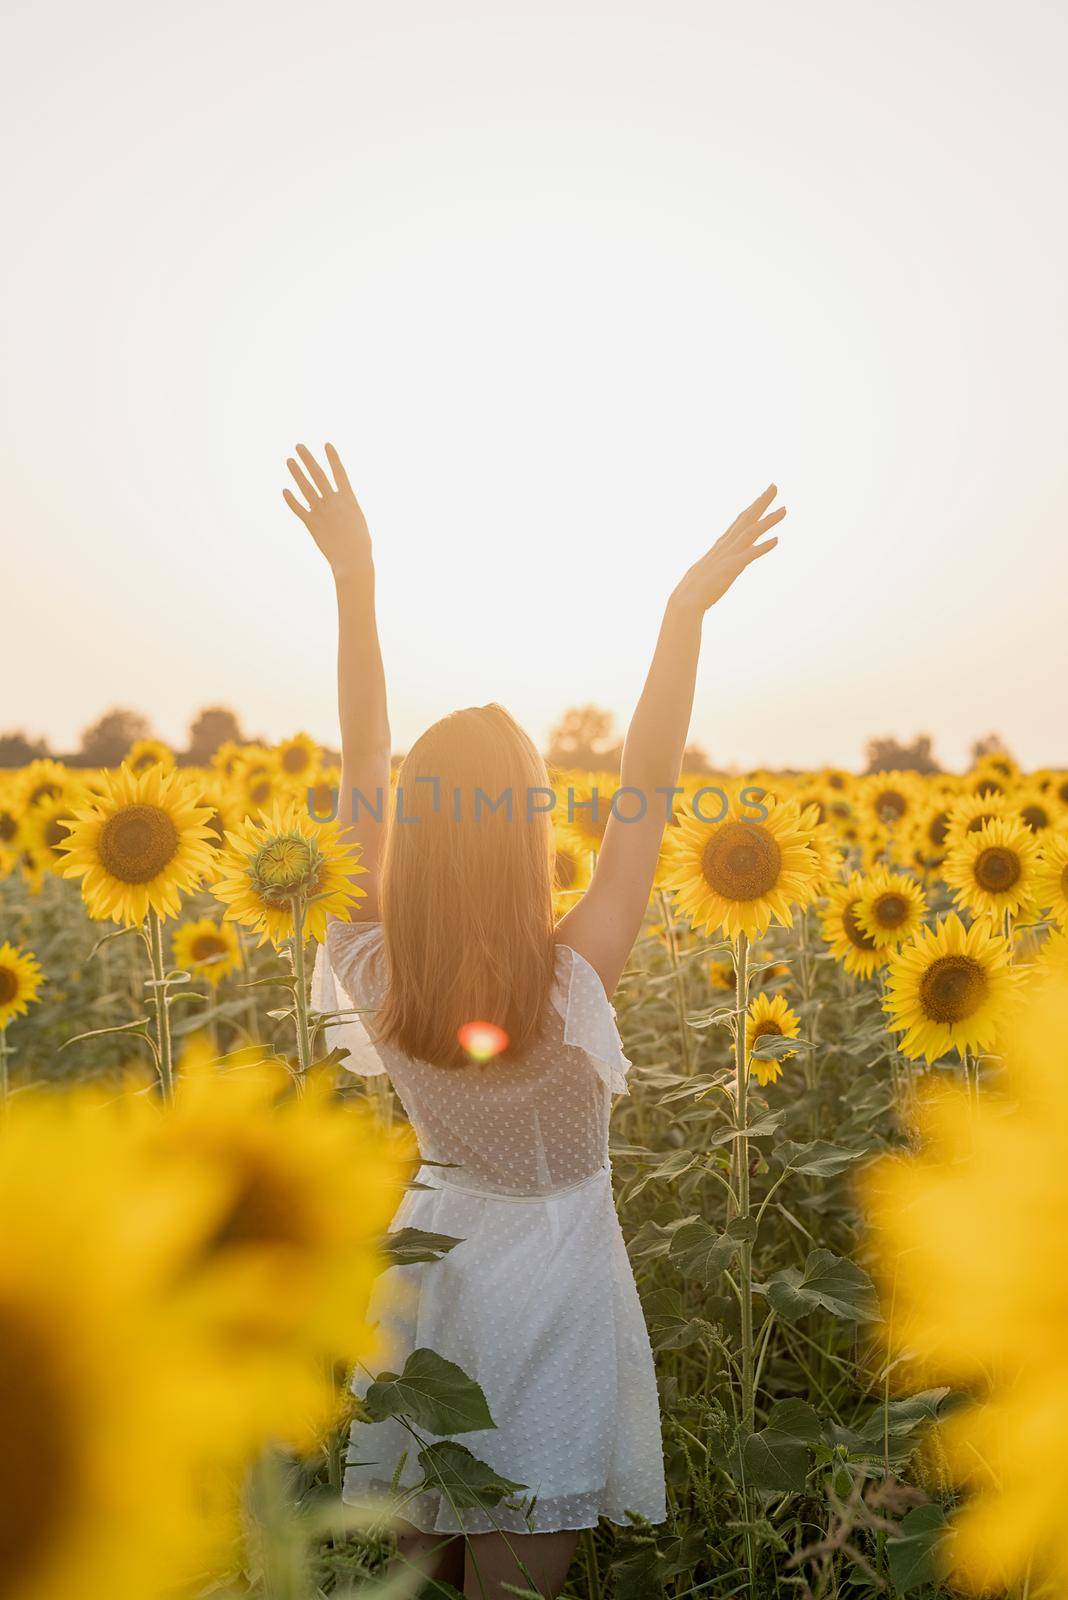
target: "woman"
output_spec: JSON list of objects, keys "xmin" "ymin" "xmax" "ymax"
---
[{"xmin": 287, "ymin": 443, "xmax": 784, "ymax": 1599}]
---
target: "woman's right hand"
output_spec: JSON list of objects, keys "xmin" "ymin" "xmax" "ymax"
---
[
  {"xmin": 670, "ymin": 484, "xmax": 786, "ymax": 616},
  {"xmin": 283, "ymin": 443, "xmax": 372, "ymax": 581}
]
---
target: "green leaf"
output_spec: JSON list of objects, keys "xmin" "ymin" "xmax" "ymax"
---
[
  {"xmin": 750, "ymin": 1032, "xmax": 808, "ymax": 1060},
  {"xmin": 740, "ymin": 1427, "xmax": 810, "ymax": 1492},
  {"xmin": 725, "ymin": 1215, "xmax": 758, "ymax": 1242},
  {"xmin": 381, "ymin": 1228, "xmax": 464, "ymax": 1267},
  {"xmin": 765, "ymin": 1249, "xmax": 880, "ymax": 1323},
  {"xmin": 364, "ymin": 1348, "xmax": 495, "ymax": 1435},
  {"xmin": 737, "ymin": 1400, "xmax": 822, "ymax": 1492},
  {"xmin": 668, "ymin": 1218, "xmax": 735, "ymax": 1283},
  {"xmin": 706, "ymin": 1109, "xmax": 785, "ymax": 1146},
  {"xmin": 774, "ymin": 1139, "xmax": 867, "ymax": 1178},
  {"xmin": 886, "ymin": 1503, "xmax": 950, "ymax": 1593},
  {"xmin": 416, "ymin": 1441, "xmax": 527, "ymax": 1509},
  {"xmin": 764, "ymin": 1398, "xmax": 823, "ymax": 1442},
  {"xmin": 643, "ymin": 1287, "xmax": 710, "ymax": 1352},
  {"xmin": 626, "ymin": 1149, "xmax": 700, "ymax": 1199}
]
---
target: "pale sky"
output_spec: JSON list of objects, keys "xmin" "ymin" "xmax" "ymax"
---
[{"xmin": 3, "ymin": 0, "xmax": 1066, "ymax": 771}]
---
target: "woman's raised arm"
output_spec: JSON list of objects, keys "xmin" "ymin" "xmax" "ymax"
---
[
  {"xmin": 556, "ymin": 484, "xmax": 786, "ymax": 995},
  {"xmin": 283, "ymin": 442, "xmax": 388, "ymax": 918}
]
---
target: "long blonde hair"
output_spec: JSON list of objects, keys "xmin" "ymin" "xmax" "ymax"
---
[{"xmin": 377, "ymin": 704, "xmax": 557, "ymax": 1068}]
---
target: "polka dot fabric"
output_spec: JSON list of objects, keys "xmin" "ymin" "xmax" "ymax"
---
[{"xmin": 314, "ymin": 919, "xmax": 667, "ymax": 1534}]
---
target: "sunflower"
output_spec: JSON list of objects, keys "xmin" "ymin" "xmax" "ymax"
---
[
  {"xmin": 211, "ymin": 797, "xmax": 364, "ymax": 947},
  {"xmin": 862, "ymin": 772, "xmax": 922, "ymax": 833},
  {"xmin": 554, "ymin": 771, "xmax": 629, "ymax": 856},
  {"xmin": 708, "ymin": 959, "xmax": 735, "ymax": 992},
  {"xmin": 0, "ymin": 943, "xmax": 43, "ymax": 1029},
  {"xmin": 0, "ymin": 783, "xmax": 22, "ymax": 861},
  {"xmin": 273, "ymin": 731, "xmax": 322, "ymax": 784},
  {"xmin": 25, "ymin": 790, "xmax": 85, "ymax": 876},
  {"xmin": 911, "ymin": 801, "xmax": 953, "ymax": 871},
  {"xmin": 1012, "ymin": 787, "xmax": 1061, "ymax": 836},
  {"xmin": 0, "ymin": 1092, "xmax": 244, "ymax": 1600},
  {"xmin": 236, "ymin": 757, "xmax": 278, "ymax": 814},
  {"xmin": 820, "ymin": 873, "xmax": 887, "ymax": 978},
  {"xmin": 123, "ymin": 737, "xmax": 175, "ymax": 774},
  {"xmin": 551, "ymin": 827, "xmax": 593, "ymax": 919},
  {"xmin": 943, "ymin": 815, "xmax": 1040, "ymax": 924},
  {"xmin": 882, "ymin": 912, "xmax": 1019, "ymax": 1062},
  {"xmin": 1034, "ymin": 832, "xmax": 1068, "ymax": 927},
  {"xmin": 171, "ymin": 918, "xmax": 241, "ymax": 987},
  {"xmin": 131, "ymin": 1042, "xmax": 411, "ymax": 1445},
  {"xmin": 17, "ymin": 758, "xmax": 70, "ymax": 811},
  {"xmin": 943, "ymin": 789, "xmax": 1010, "ymax": 853},
  {"xmin": 661, "ymin": 796, "xmax": 823, "ymax": 942},
  {"xmin": 59, "ymin": 764, "xmax": 217, "ymax": 926},
  {"xmin": 745, "ymin": 992, "xmax": 801, "ymax": 1086},
  {"xmin": 853, "ymin": 866, "xmax": 928, "ymax": 949},
  {"xmin": 863, "ymin": 972, "xmax": 1068, "ymax": 1595}
]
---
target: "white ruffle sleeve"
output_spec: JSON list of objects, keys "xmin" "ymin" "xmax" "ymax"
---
[
  {"xmin": 310, "ymin": 920, "xmax": 388, "ymax": 1077},
  {"xmin": 550, "ymin": 944, "xmax": 632, "ymax": 1096}
]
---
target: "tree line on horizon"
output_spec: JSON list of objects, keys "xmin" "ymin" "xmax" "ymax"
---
[{"xmin": 0, "ymin": 702, "xmax": 1012, "ymax": 776}]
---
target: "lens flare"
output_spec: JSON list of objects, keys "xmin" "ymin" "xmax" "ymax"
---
[{"xmin": 457, "ymin": 1020, "xmax": 509, "ymax": 1062}]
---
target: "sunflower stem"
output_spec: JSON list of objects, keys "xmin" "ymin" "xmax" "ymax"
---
[
  {"xmin": 732, "ymin": 929, "xmax": 757, "ymax": 1589},
  {"xmin": 290, "ymin": 894, "xmax": 312, "ymax": 1084},
  {"xmin": 147, "ymin": 908, "xmax": 175, "ymax": 1104},
  {"xmin": 658, "ymin": 888, "xmax": 693, "ymax": 1075}
]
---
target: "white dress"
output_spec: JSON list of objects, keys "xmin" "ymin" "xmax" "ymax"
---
[{"xmin": 313, "ymin": 920, "xmax": 667, "ymax": 1536}]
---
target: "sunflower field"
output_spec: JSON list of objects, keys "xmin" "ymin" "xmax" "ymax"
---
[{"xmin": 2, "ymin": 737, "xmax": 1068, "ymax": 1600}]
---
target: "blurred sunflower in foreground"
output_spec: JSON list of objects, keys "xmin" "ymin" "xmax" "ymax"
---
[
  {"xmin": 0, "ymin": 1045, "xmax": 408, "ymax": 1600},
  {"xmin": 59, "ymin": 764, "xmax": 217, "ymax": 925},
  {"xmin": 864, "ymin": 966, "xmax": 1068, "ymax": 1594},
  {"xmin": 212, "ymin": 796, "xmax": 364, "ymax": 947}
]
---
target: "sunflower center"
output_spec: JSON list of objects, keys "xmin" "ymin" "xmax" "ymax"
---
[
  {"xmin": 206, "ymin": 811, "xmax": 227, "ymax": 847},
  {"xmin": 207, "ymin": 1161, "xmax": 310, "ymax": 1253},
  {"xmin": 919, "ymin": 955, "xmax": 988, "ymax": 1023},
  {"xmin": 874, "ymin": 789, "xmax": 907, "ymax": 823},
  {"xmin": 975, "ymin": 777, "xmax": 1003, "ymax": 797},
  {"xmin": 249, "ymin": 778, "xmax": 272, "ymax": 805},
  {"xmin": 701, "ymin": 822, "xmax": 782, "ymax": 901},
  {"xmin": 1020, "ymin": 805, "xmax": 1048, "ymax": 832},
  {"xmin": 28, "ymin": 782, "xmax": 60, "ymax": 806},
  {"xmin": 843, "ymin": 901, "xmax": 877, "ymax": 951},
  {"xmin": 974, "ymin": 846, "xmax": 1020, "ymax": 893},
  {"xmin": 554, "ymin": 851, "xmax": 577, "ymax": 889},
  {"xmin": 0, "ymin": 967, "xmax": 17, "ymax": 1005},
  {"xmin": 873, "ymin": 893, "xmax": 909, "ymax": 928},
  {"xmin": 190, "ymin": 933, "xmax": 229, "ymax": 962},
  {"xmin": 0, "ymin": 1305, "xmax": 73, "ymax": 1593},
  {"xmin": 928, "ymin": 811, "xmax": 950, "ymax": 846},
  {"xmin": 752, "ymin": 1020, "xmax": 784, "ymax": 1040},
  {"xmin": 281, "ymin": 745, "xmax": 310, "ymax": 774},
  {"xmin": 0, "ymin": 813, "xmax": 16, "ymax": 842},
  {"xmin": 97, "ymin": 805, "xmax": 179, "ymax": 884},
  {"xmin": 966, "ymin": 813, "xmax": 997, "ymax": 834},
  {"xmin": 249, "ymin": 835, "xmax": 322, "ymax": 906}
]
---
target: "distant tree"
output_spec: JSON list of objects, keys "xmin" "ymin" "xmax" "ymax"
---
[
  {"xmin": 185, "ymin": 706, "xmax": 244, "ymax": 766},
  {"xmin": 864, "ymin": 734, "xmax": 941, "ymax": 775},
  {"xmin": 970, "ymin": 732, "xmax": 1013, "ymax": 765},
  {"xmin": 0, "ymin": 730, "xmax": 52, "ymax": 767},
  {"xmin": 546, "ymin": 705, "xmax": 619, "ymax": 770},
  {"xmin": 76, "ymin": 708, "xmax": 152, "ymax": 769},
  {"xmin": 680, "ymin": 742, "xmax": 712, "ymax": 773}
]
